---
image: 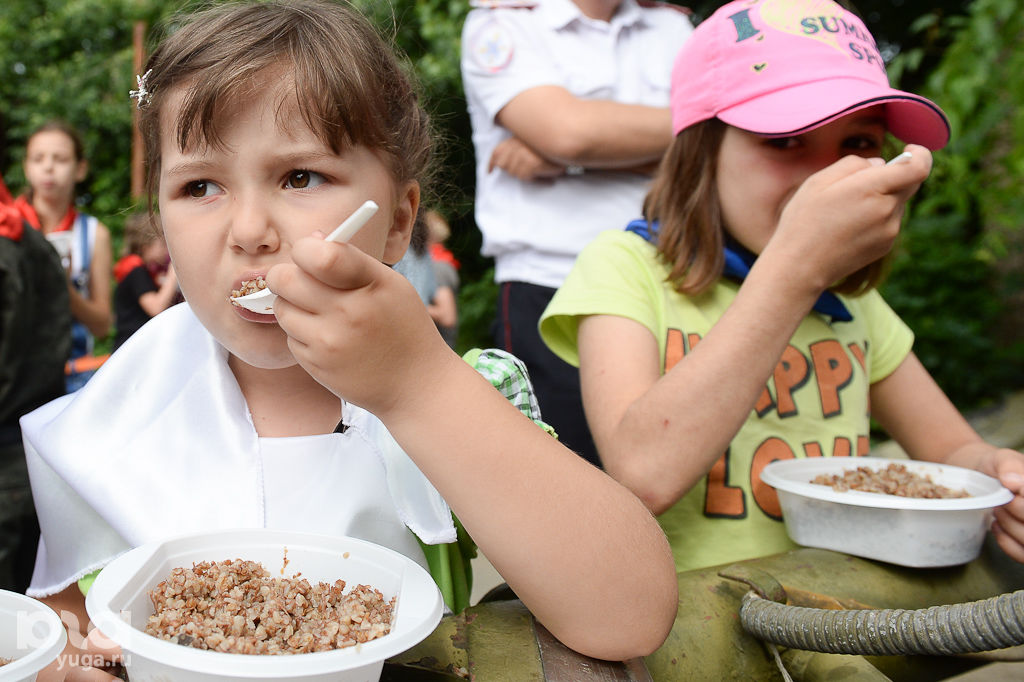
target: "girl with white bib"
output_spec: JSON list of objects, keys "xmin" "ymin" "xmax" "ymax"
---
[{"xmin": 20, "ymin": 2, "xmax": 678, "ymax": 679}]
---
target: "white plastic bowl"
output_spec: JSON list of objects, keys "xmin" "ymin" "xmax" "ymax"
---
[
  {"xmin": 85, "ymin": 529, "xmax": 443, "ymax": 681},
  {"xmin": 760, "ymin": 457, "xmax": 1014, "ymax": 568},
  {"xmin": 0, "ymin": 589, "xmax": 66, "ymax": 682}
]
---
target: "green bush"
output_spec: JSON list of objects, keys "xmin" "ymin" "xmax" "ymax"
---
[
  {"xmin": 884, "ymin": 0, "xmax": 1024, "ymax": 409},
  {"xmin": 4, "ymin": 0, "xmax": 1020, "ymax": 407}
]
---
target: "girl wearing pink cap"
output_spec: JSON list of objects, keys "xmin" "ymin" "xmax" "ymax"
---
[{"xmin": 541, "ymin": 0, "xmax": 1024, "ymax": 573}]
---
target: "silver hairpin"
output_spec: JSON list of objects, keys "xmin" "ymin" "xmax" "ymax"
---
[{"xmin": 129, "ymin": 69, "xmax": 154, "ymax": 109}]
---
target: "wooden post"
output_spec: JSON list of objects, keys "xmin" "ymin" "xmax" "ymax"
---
[{"xmin": 131, "ymin": 20, "xmax": 147, "ymax": 201}]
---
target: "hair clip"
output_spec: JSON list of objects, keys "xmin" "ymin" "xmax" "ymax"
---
[{"xmin": 129, "ymin": 69, "xmax": 154, "ymax": 109}]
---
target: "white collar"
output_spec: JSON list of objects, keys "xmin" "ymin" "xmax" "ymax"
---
[{"xmin": 537, "ymin": 0, "xmax": 647, "ymax": 31}]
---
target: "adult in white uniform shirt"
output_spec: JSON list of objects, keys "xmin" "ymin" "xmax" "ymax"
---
[{"xmin": 461, "ymin": 0, "xmax": 693, "ymax": 466}]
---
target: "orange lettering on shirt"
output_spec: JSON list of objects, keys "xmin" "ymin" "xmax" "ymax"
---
[
  {"xmin": 831, "ymin": 437, "xmax": 851, "ymax": 457},
  {"xmin": 755, "ymin": 386, "xmax": 775, "ymax": 416},
  {"xmin": 804, "ymin": 438, "xmax": 857, "ymax": 458},
  {"xmin": 665, "ymin": 328, "xmax": 684, "ymax": 371},
  {"xmin": 751, "ymin": 437, "xmax": 794, "ymax": 520},
  {"xmin": 857, "ymin": 435, "xmax": 869, "ymax": 456},
  {"xmin": 774, "ymin": 345, "xmax": 809, "ymax": 417},
  {"xmin": 705, "ymin": 451, "xmax": 745, "ymax": 518},
  {"xmin": 809, "ymin": 340, "xmax": 853, "ymax": 417}
]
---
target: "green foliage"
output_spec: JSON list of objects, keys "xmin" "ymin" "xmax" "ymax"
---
[
  {"xmin": 0, "ymin": 0, "xmax": 166, "ymax": 242},
  {"xmin": 885, "ymin": 0, "xmax": 1024, "ymax": 408},
  {"xmin": 0, "ymin": 0, "xmax": 495, "ymax": 344},
  {"xmin": 7, "ymin": 0, "xmax": 1020, "ymax": 401},
  {"xmin": 456, "ymin": 267, "xmax": 499, "ymax": 354}
]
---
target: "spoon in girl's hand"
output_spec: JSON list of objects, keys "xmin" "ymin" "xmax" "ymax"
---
[
  {"xmin": 230, "ymin": 200, "xmax": 379, "ymax": 313},
  {"xmin": 886, "ymin": 151, "xmax": 913, "ymax": 165}
]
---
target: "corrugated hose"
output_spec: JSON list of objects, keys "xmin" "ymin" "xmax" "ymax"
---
[{"xmin": 740, "ymin": 589, "xmax": 1024, "ymax": 655}]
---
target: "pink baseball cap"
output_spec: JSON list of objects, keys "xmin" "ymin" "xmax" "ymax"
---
[{"xmin": 671, "ymin": 0, "xmax": 950, "ymax": 149}]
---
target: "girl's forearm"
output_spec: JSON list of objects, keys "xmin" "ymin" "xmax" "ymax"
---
[
  {"xmin": 379, "ymin": 357, "xmax": 678, "ymax": 660},
  {"xmin": 598, "ymin": 254, "xmax": 823, "ymax": 514}
]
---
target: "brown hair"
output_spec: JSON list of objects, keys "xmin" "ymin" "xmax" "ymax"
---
[
  {"xmin": 137, "ymin": 0, "xmax": 432, "ymax": 206},
  {"xmin": 121, "ymin": 212, "xmax": 161, "ymax": 257},
  {"xmin": 423, "ymin": 209, "xmax": 450, "ymax": 244},
  {"xmin": 644, "ymin": 119, "xmax": 886, "ymax": 297},
  {"xmin": 27, "ymin": 120, "xmax": 85, "ymax": 161}
]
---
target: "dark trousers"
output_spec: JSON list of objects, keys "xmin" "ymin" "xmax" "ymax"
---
[{"xmin": 495, "ymin": 281, "xmax": 600, "ymax": 468}]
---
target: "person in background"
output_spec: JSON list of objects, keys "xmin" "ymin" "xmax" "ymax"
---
[
  {"xmin": 460, "ymin": 0, "xmax": 693, "ymax": 467},
  {"xmin": 540, "ymin": 0, "xmax": 1024, "ymax": 572},
  {"xmin": 0, "ymin": 175, "xmax": 69, "ymax": 593},
  {"xmin": 393, "ymin": 212, "xmax": 438, "ymax": 308},
  {"xmin": 424, "ymin": 209, "xmax": 459, "ymax": 348},
  {"xmin": 15, "ymin": 120, "xmax": 112, "ymax": 392},
  {"xmin": 112, "ymin": 213, "xmax": 179, "ymax": 351}
]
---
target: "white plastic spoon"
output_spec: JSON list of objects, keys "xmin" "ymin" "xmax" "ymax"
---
[
  {"xmin": 230, "ymin": 200, "xmax": 379, "ymax": 313},
  {"xmin": 886, "ymin": 151, "xmax": 913, "ymax": 165}
]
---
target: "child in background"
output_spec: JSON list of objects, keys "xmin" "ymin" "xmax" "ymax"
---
[
  {"xmin": 112, "ymin": 213, "xmax": 179, "ymax": 351},
  {"xmin": 393, "ymin": 212, "xmax": 438, "ymax": 307},
  {"xmin": 541, "ymin": 0, "xmax": 1024, "ymax": 573},
  {"xmin": 424, "ymin": 209, "xmax": 459, "ymax": 348},
  {"xmin": 20, "ymin": 2, "xmax": 677, "ymax": 678},
  {"xmin": 15, "ymin": 120, "xmax": 113, "ymax": 393}
]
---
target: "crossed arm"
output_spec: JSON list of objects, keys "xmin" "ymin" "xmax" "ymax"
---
[{"xmin": 490, "ymin": 85, "xmax": 672, "ymax": 180}]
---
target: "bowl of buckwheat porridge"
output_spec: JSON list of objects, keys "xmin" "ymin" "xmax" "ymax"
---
[
  {"xmin": 0, "ymin": 589, "xmax": 66, "ymax": 681},
  {"xmin": 760, "ymin": 457, "xmax": 1013, "ymax": 568},
  {"xmin": 85, "ymin": 529, "xmax": 443, "ymax": 681}
]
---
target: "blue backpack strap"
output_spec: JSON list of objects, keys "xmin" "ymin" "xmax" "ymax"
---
[{"xmin": 77, "ymin": 214, "xmax": 92, "ymax": 274}]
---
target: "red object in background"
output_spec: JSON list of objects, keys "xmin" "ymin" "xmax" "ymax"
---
[
  {"xmin": 114, "ymin": 254, "xmax": 146, "ymax": 283},
  {"xmin": 0, "ymin": 177, "xmax": 24, "ymax": 241},
  {"xmin": 430, "ymin": 243, "xmax": 460, "ymax": 270},
  {"xmin": 12, "ymin": 196, "xmax": 77, "ymax": 233}
]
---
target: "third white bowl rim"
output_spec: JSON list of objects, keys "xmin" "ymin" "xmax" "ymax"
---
[{"xmin": 760, "ymin": 456, "xmax": 1013, "ymax": 510}]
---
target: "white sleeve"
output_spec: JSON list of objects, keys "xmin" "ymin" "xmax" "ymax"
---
[{"xmin": 460, "ymin": 10, "xmax": 561, "ymax": 122}]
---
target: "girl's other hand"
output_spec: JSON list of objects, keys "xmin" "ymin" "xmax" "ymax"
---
[
  {"xmin": 987, "ymin": 449, "xmax": 1024, "ymax": 562},
  {"xmin": 769, "ymin": 144, "xmax": 932, "ymax": 294},
  {"xmin": 268, "ymin": 235, "xmax": 454, "ymax": 414}
]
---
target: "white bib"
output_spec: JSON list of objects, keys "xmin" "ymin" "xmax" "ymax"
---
[{"xmin": 21, "ymin": 304, "xmax": 454, "ymax": 597}]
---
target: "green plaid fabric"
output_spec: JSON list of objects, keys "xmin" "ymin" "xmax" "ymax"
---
[{"xmin": 463, "ymin": 348, "xmax": 557, "ymax": 438}]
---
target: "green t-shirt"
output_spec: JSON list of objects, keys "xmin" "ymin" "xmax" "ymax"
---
[{"xmin": 540, "ymin": 230, "xmax": 914, "ymax": 572}]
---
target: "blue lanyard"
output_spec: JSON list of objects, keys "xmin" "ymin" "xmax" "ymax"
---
[{"xmin": 625, "ymin": 219, "xmax": 852, "ymax": 322}]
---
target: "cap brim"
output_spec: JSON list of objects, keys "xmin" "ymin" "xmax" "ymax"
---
[{"xmin": 717, "ymin": 77, "xmax": 950, "ymax": 150}]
